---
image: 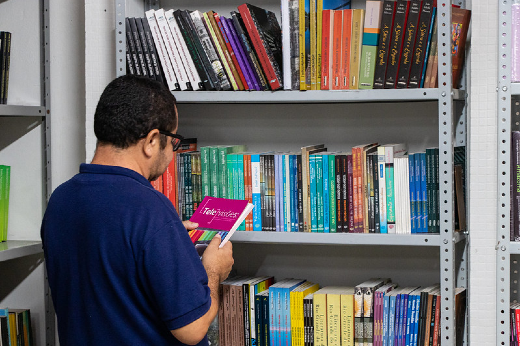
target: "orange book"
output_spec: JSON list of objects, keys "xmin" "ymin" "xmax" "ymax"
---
[
  {"xmin": 451, "ymin": 8, "xmax": 471, "ymax": 88},
  {"xmin": 331, "ymin": 10, "xmax": 343, "ymax": 90},
  {"xmin": 340, "ymin": 9, "xmax": 353, "ymax": 90},
  {"xmin": 321, "ymin": 10, "xmax": 333, "ymax": 90},
  {"xmin": 163, "ymin": 157, "xmax": 177, "ymax": 209}
]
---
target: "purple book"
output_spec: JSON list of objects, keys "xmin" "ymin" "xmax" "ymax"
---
[
  {"xmin": 347, "ymin": 154, "xmax": 355, "ymax": 233},
  {"xmin": 190, "ymin": 196, "xmax": 254, "ymax": 248},
  {"xmin": 224, "ymin": 16, "xmax": 261, "ymax": 91},
  {"xmin": 220, "ymin": 16, "xmax": 255, "ymax": 91}
]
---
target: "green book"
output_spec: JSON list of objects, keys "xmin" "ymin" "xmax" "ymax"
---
[
  {"xmin": 200, "ymin": 146, "xmax": 211, "ymax": 199},
  {"xmin": 226, "ymin": 153, "xmax": 236, "ymax": 200},
  {"xmin": 358, "ymin": 45, "xmax": 378, "ymax": 89},
  {"xmin": 236, "ymin": 153, "xmax": 246, "ymax": 230},
  {"xmin": 0, "ymin": 166, "xmax": 5, "ymax": 241},
  {"xmin": 210, "ymin": 146, "xmax": 220, "ymax": 197},
  {"xmin": 315, "ymin": 155, "xmax": 324, "ymax": 232},
  {"xmin": 4, "ymin": 165, "xmax": 10, "ymax": 242}
]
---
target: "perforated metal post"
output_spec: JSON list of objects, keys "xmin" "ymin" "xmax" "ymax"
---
[{"xmin": 116, "ymin": 0, "xmax": 126, "ymax": 77}]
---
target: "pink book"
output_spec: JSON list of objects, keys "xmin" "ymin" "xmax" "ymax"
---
[{"xmin": 189, "ymin": 196, "xmax": 254, "ymax": 255}]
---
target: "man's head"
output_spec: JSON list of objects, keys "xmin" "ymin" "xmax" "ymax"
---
[
  {"xmin": 94, "ymin": 75, "xmax": 178, "ymax": 149},
  {"xmin": 93, "ymin": 75, "xmax": 179, "ymax": 181}
]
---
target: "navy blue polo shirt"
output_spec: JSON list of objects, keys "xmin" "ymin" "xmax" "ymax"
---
[{"xmin": 41, "ymin": 163, "xmax": 211, "ymax": 345}]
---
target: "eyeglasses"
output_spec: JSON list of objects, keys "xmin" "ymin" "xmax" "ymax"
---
[{"xmin": 158, "ymin": 130, "xmax": 184, "ymax": 151}]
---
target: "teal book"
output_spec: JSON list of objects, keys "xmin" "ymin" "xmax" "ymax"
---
[
  {"xmin": 210, "ymin": 146, "xmax": 220, "ymax": 197},
  {"xmin": 251, "ymin": 154, "xmax": 262, "ymax": 231},
  {"xmin": 226, "ymin": 153, "xmax": 236, "ymax": 201},
  {"xmin": 322, "ymin": 153, "xmax": 330, "ymax": 233},
  {"xmin": 0, "ymin": 166, "xmax": 4, "ymax": 242},
  {"xmin": 315, "ymin": 154, "xmax": 324, "ymax": 232},
  {"xmin": 219, "ymin": 146, "xmax": 234, "ymax": 199},
  {"xmin": 309, "ymin": 155, "xmax": 318, "ymax": 232},
  {"xmin": 236, "ymin": 153, "xmax": 246, "ymax": 230},
  {"xmin": 327, "ymin": 154, "xmax": 336, "ymax": 232},
  {"xmin": 201, "ymin": 146, "xmax": 211, "ymax": 198}
]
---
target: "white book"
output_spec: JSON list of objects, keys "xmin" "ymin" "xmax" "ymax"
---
[
  {"xmin": 165, "ymin": 9, "xmax": 203, "ymax": 90},
  {"xmin": 145, "ymin": 9, "xmax": 179, "ymax": 91},
  {"xmin": 394, "ymin": 157, "xmax": 411, "ymax": 234},
  {"xmin": 154, "ymin": 8, "xmax": 191, "ymax": 90},
  {"xmin": 281, "ymin": 0, "xmax": 291, "ymax": 89},
  {"xmin": 190, "ymin": 10, "xmax": 232, "ymax": 91}
]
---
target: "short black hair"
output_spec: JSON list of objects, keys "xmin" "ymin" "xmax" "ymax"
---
[{"xmin": 94, "ymin": 75, "xmax": 178, "ymax": 149}]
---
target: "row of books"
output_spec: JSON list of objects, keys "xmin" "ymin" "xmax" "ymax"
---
[
  {"xmin": 217, "ymin": 276, "xmax": 466, "ymax": 346},
  {"xmin": 0, "ymin": 165, "xmax": 10, "ymax": 242},
  {"xmin": 125, "ymin": 3, "xmax": 284, "ymax": 91},
  {"xmin": 0, "ymin": 31, "xmax": 11, "ymax": 104},
  {"xmin": 0, "ymin": 308, "xmax": 32, "ymax": 346},
  {"xmin": 151, "ymin": 142, "xmax": 467, "ymax": 234}
]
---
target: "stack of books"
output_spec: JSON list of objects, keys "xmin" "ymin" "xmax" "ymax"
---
[
  {"xmin": 0, "ymin": 31, "xmax": 11, "ymax": 104},
  {"xmin": 215, "ymin": 276, "xmax": 466, "ymax": 346},
  {"xmin": 0, "ymin": 308, "xmax": 32, "ymax": 346},
  {"xmin": 151, "ymin": 142, "xmax": 467, "ymax": 235},
  {"xmin": 0, "ymin": 165, "xmax": 10, "ymax": 242},
  {"xmin": 125, "ymin": 2, "xmax": 470, "ymax": 91}
]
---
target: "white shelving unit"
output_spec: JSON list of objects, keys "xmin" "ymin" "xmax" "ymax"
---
[
  {"xmin": 116, "ymin": 0, "xmax": 468, "ymax": 345},
  {"xmin": 0, "ymin": 0, "xmax": 53, "ymax": 345}
]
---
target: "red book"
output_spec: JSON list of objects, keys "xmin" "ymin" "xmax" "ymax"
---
[
  {"xmin": 163, "ymin": 157, "xmax": 177, "ymax": 209},
  {"xmin": 214, "ymin": 12, "xmax": 250, "ymax": 90},
  {"xmin": 238, "ymin": 3, "xmax": 283, "ymax": 90},
  {"xmin": 340, "ymin": 9, "xmax": 353, "ymax": 89},
  {"xmin": 451, "ymin": 7, "xmax": 471, "ymax": 88},
  {"xmin": 320, "ymin": 10, "xmax": 333, "ymax": 90},
  {"xmin": 331, "ymin": 10, "xmax": 344, "ymax": 90}
]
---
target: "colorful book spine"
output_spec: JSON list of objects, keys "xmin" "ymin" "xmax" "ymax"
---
[
  {"xmin": 323, "ymin": 154, "xmax": 330, "ymax": 233},
  {"xmin": 408, "ymin": 154, "xmax": 416, "ymax": 233},
  {"xmin": 328, "ymin": 154, "xmax": 337, "ymax": 233},
  {"xmin": 383, "ymin": 0, "xmax": 410, "ymax": 89},
  {"xmin": 251, "ymin": 154, "xmax": 263, "ymax": 231},
  {"xmin": 321, "ymin": 9, "xmax": 333, "ymax": 90},
  {"xmin": 309, "ymin": 155, "xmax": 318, "ymax": 232},
  {"xmin": 396, "ymin": 0, "xmax": 422, "ymax": 89},
  {"xmin": 373, "ymin": 0, "xmax": 396, "ymax": 89},
  {"xmin": 377, "ymin": 146, "xmax": 387, "ymax": 233},
  {"xmin": 419, "ymin": 8, "xmax": 437, "ymax": 88},
  {"xmin": 349, "ymin": 9, "xmax": 365, "ymax": 89},
  {"xmin": 407, "ymin": 0, "xmax": 435, "ymax": 88},
  {"xmin": 315, "ymin": 155, "xmax": 324, "ymax": 232}
]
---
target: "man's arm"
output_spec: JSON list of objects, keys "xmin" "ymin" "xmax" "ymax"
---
[{"xmin": 171, "ymin": 235, "xmax": 233, "ymax": 345}]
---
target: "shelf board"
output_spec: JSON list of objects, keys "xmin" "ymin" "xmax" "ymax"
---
[
  {"xmin": 230, "ymin": 231, "xmax": 466, "ymax": 246},
  {"xmin": 512, "ymin": 83, "xmax": 520, "ymax": 95},
  {"xmin": 510, "ymin": 242, "xmax": 520, "ymax": 254},
  {"xmin": 0, "ymin": 240, "xmax": 43, "ymax": 262},
  {"xmin": 0, "ymin": 105, "xmax": 46, "ymax": 117},
  {"xmin": 173, "ymin": 89, "xmax": 466, "ymax": 104}
]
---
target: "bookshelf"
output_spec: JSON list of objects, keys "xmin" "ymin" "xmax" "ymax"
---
[
  {"xmin": 116, "ymin": 0, "xmax": 468, "ymax": 345},
  {"xmin": 0, "ymin": 0, "xmax": 53, "ymax": 345}
]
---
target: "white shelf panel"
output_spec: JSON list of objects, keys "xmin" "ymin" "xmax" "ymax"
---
[
  {"xmin": 173, "ymin": 89, "xmax": 466, "ymax": 104},
  {"xmin": 0, "ymin": 105, "xmax": 46, "ymax": 117},
  {"xmin": 512, "ymin": 83, "xmax": 520, "ymax": 95},
  {"xmin": 230, "ymin": 231, "xmax": 466, "ymax": 246},
  {"xmin": 510, "ymin": 242, "xmax": 520, "ymax": 254},
  {"xmin": 0, "ymin": 240, "xmax": 43, "ymax": 262}
]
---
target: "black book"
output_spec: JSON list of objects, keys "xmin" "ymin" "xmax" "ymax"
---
[
  {"xmin": 1, "ymin": 31, "xmax": 11, "ymax": 105},
  {"xmin": 125, "ymin": 18, "xmax": 142, "ymax": 76},
  {"xmin": 231, "ymin": 11, "xmax": 269, "ymax": 90},
  {"xmin": 342, "ymin": 154, "xmax": 349, "ymax": 233},
  {"xmin": 373, "ymin": 0, "xmax": 396, "ymax": 89},
  {"xmin": 173, "ymin": 9, "xmax": 215, "ymax": 90},
  {"xmin": 408, "ymin": 0, "xmax": 435, "ymax": 88},
  {"xmin": 135, "ymin": 17, "xmax": 155, "ymax": 80},
  {"xmin": 125, "ymin": 40, "xmax": 135, "ymax": 76},
  {"xmin": 396, "ymin": 0, "xmax": 422, "ymax": 88},
  {"xmin": 260, "ymin": 154, "xmax": 267, "ymax": 231},
  {"xmin": 0, "ymin": 31, "xmax": 6, "ymax": 105},
  {"xmin": 384, "ymin": 0, "xmax": 410, "ymax": 89},
  {"xmin": 372, "ymin": 154, "xmax": 380, "ymax": 233},
  {"xmin": 297, "ymin": 154, "xmax": 304, "ymax": 231},
  {"xmin": 140, "ymin": 17, "xmax": 165, "ymax": 83},
  {"xmin": 128, "ymin": 17, "xmax": 149, "ymax": 78},
  {"xmin": 0, "ymin": 316, "xmax": 8, "ymax": 346},
  {"xmin": 179, "ymin": 10, "xmax": 222, "ymax": 90}
]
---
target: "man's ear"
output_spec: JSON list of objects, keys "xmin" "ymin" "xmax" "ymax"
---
[{"xmin": 142, "ymin": 129, "xmax": 161, "ymax": 158}]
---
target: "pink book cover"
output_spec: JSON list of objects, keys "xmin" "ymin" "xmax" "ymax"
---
[{"xmin": 189, "ymin": 196, "xmax": 254, "ymax": 255}]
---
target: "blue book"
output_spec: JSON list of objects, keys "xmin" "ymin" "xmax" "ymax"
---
[
  {"xmin": 393, "ymin": 292, "xmax": 401, "ymax": 346},
  {"xmin": 237, "ymin": 154, "xmax": 246, "ymax": 230},
  {"xmin": 388, "ymin": 289, "xmax": 399, "ymax": 346},
  {"xmin": 419, "ymin": 153, "xmax": 427, "ymax": 233},
  {"xmin": 315, "ymin": 155, "xmax": 324, "ymax": 232},
  {"xmin": 309, "ymin": 155, "xmax": 318, "ymax": 232},
  {"xmin": 408, "ymin": 154, "xmax": 416, "ymax": 233},
  {"xmin": 323, "ymin": 153, "xmax": 330, "ymax": 233},
  {"xmin": 289, "ymin": 154, "xmax": 297, "ymax": 232},
  {"xmin": 0, "ymin": 308, "xmax": 10, "ymax": 346},
  {"xmin": 251, "ymin": 154, "xmax": 263, "ymax": 231},
  {"xmin": 275, "ymin": 154, "xmax": 282, "ymax": 232},
  {"xmin": 409, "ymin": 291, "xmax": 421, "ymax": 346},
  {"xmin": 405, "ymin": 292, "xmax": 414, "ymax": 346},
  {"xmin": 282, "ymin": 154, "xmax": 288, "ymax": 232},
  {"xmin": 383, "ymin": 290, "xmax": 392, "ymax": 346},
  {"xmin": 414, "ymin": 153, "xmax": 423, "ymax": 233},
  {"xmin": 282, "ymin": 280, "xmax": 306, "ymax": 346}
]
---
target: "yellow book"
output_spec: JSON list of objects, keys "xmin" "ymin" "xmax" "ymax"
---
[
  {"xmin": 327, "ymin": 289, "xmax": 341, "ymax": 346},
  {"xmin": 314, "ymin": 286, "xmax": 341, "ymax": 346},
  {"xmin": 8, "ymin": 312, "xmax": 16, "ymax": 346},
  {"xmin": 340, "ymin": 288, "xmax": 356, "ymax": 346},
  {"xmin": 299, "ymin": 0, "xmax": 309, "ymax": 90},
  {"xmin": 349, "ymin": 9, "xmax": 365, "ymax": 89},
  {"xmin": 316, "ymin": 0, "xmax": 323, "ymax": 90},
  {"xmin": 310, "ymin": 0, "xmax": 318, "ymax": 89}
]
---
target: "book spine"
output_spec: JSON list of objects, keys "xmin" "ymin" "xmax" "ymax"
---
[
  {"xmin": 373, "ymin": 1, "xmax": 396, "ymax": 89},
  {"xmin": 320, "ymin": 10, "xmax": 332, "ymax": 90},
  {"xmin": 378, "ymin": 147, "xmax": 387, "ymax": 233},
  {"xmin": 408, "ymin": 154, "xmax": 416, "ymax": 233},
  {"xmin": 299, "ymin": 0, "xmax": 310, "ymax": 90},
  {"xmin": 310, "ymin": 0, "xmax": 317, "ymax": 90},
  {"xmin": 289, "ymin": 0, "xmax": 300, "ymax": 89},
  {"xmin": 372, "ymin": 155, "xmax": 380, "ymax": 233},
  {"xmin": 426, "ymin": 149, "xmax": 433, "ymax": 233},
  {"xmin": 407, "ymin": 0, "xmax": 434, "ymax": 88},
  {"xmin": 329, "ymin": 155, "xmax": 337, "ymax": 233},
  {"xmin": 145, "ymin": 10, "xmax": 180, "ymax": 91},
  {"xmin": 275, "ymin": 155, "xmax": 282, "ymax": 232},
  {"xmin": 255, "ymin": 293, "xmax": 264, "ymax": 346},
  {"xmin": 316, "ymin": 0, "xmax": 323, "ymax": 90},
  {"xmin": 349, "ymin": 9, "xmax": 365, "ymax": 89},
  {"xmin": 335, "ymin": 155, "xmax": 344, "ymax": 232},
  {"xmin": 331, "ymin": 10, "xmax": 344, "ymax": 90},
  {"xmin": 190, "ymin": 10, "xmax": 232, "ymax": 90},
  {"xmin": 340, "ymin": 10, "xmax": 352, "ymax": 90},
  {"xmin": 315, "ymin": 155, "xmax": 324, "ymax": 232},
  {"xmin": 218, "ymin": 14, "xmax": 251, "ymax": 90},
  {"xmin": 204, "ymin": 11, "xmax": 242, "ymax": 91},
  {"xmin": 309, "ymin": 155, "xmax": 317, "ymax": 232},
  {"xmin": 231, "ymin": 12, "xmax": 269, "ymax": 90},
  {"xmin": 314, "ymin": 293, "xmax": 327, "ymax": 346},
  {"xmin": 289, "ymin": 155, "xmax": 297, "ymax": 232},
  {"xmin": 419, "ymin": 8, "xmax": 436, "ymax": 88},
  {"xmin": 201, "ymin": 147, "xmax": 211, "ymax": 198},
  {"xmin": 155, "ymin": 9, "xmax": 191, "ymax": 90},
  {"xmin": 346, "ymin": 155, "xmax": 354, "ymax": 232},
  {"xmin": 384, "ymin": 0, "xmax": 410, "ymax": 89},
  {"xmin": 251, "ymin": 154, "xmax": 262, "ymax": 231},
  {"xmin": 132, "ymin": 17, "xmax": 154, "ymax": 78},
  {"xmin": 166, "ymin": 10, "xmax": 203, "ymax": 90},
  {"xmin": 422, "ymin": 15, "xmax": 438, "ymax": 88},
  {"xmin": 414, "ymin": 153, "xmax": 422, "ymax": 233},
  {"xmin": 140, "ymin": 18, "xmax": 165, "ymax": 83},
  {"xmin": 323, "ymin": 155, "xmax": 330, "ymax": 233},
  {"xmin": 420, "ymin": 153, "xmax": 427, "ymax": 233},
  {"xmin": 396, "ymin": 0, "xmax": 422, "ymax": 88},
  {"xmin": 238, "ymin": 4, "xmax": 283, "ymax": 90},
  {"xmin": 126, "ymin": 18, "xmax": 142, "ymax": 76},
  {"xmin": 297, "ymin": 155, "xmax": 304, "ymax": 232},
  {"xmin": 352, "ymin": 148, "xmax": 361, "ymax": 232}
]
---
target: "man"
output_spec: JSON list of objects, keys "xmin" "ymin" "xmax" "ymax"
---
[{"xmin": 41, "ymin": 75, "xmax": 234, "ymax": 345}]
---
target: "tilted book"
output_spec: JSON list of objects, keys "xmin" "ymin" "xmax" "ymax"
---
[{"xmin": 189, "ymin": 196, "xmax": 254, "ymax": 256}]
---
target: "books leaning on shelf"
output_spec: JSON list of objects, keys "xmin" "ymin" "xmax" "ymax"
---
[
  {"xmin": 216, "ymin": 276, "xmax": 466, "ymax": 346},
  {"xmin": 188, "ymin": 196, "xmax": 254, "ymax": 256},
  {"xmin": 0, "ymin": 31, "xmax": 12, "ymax": 104},
  {"xmin": 0, "ymin": 165, "xmax": 10, "ymax": 242},
  {"xmin": 0, "ymin": 308, "xmax": 33, "ymax": 346},
  {"xmin": 149, "ymin": 142, "xmax": 466, "ymax": 235}
]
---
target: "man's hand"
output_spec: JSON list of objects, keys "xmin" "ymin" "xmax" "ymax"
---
[
  {"xmin": 201, "ymin": 235, "xmax": 234, "ymax": 283},
  {"xmin": 182, "ymin": 220, "xmax": 198, "ymax": 231}
]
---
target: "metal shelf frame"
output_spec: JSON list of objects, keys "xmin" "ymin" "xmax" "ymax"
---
[
  {"xmin": 498, "ymin": 1, "xmax": 514, "ymax": 345},
  {"xmin": 0, "ymin": 241, "xmax": 43, "ymax": 262},
  {"xmin": 115, "ymin": 1, "xmax": 467, "ymax": 345}
]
